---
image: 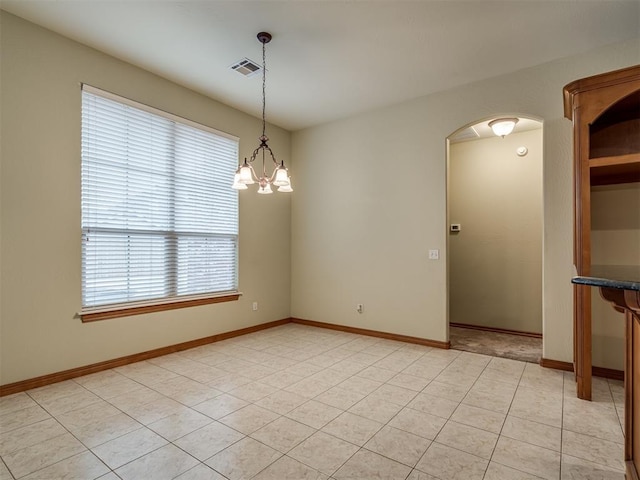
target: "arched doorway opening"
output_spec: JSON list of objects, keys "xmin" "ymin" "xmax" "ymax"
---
[{"xmin": 446, "ymin": 115, "xmax": 544, "ymax": 362}]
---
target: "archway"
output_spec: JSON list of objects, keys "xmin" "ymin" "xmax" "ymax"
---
[{"xmin": 446, "ymin": 115, "xmax": 544, "ymax": 362}]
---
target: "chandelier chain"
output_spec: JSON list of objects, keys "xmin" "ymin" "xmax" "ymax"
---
[{"xmin": 262, "ymin": 39, "xmax": 266, "ymax": 139}]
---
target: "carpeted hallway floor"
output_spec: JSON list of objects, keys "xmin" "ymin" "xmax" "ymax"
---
[{"xmin": 449, "ymin": 326, "xmax": 542, "ymax": 364}]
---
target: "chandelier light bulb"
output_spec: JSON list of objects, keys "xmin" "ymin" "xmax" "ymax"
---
[
  {"xmin": 238, "ymin": 160, "xmax": 255, "ymax": 184},
  {"xmin": 257, "ymin": 181, "xmax": 273, "ymax": 194},
  {"xmin": 273, "ymin": 164, "xmax": 290, "ymax": 186},
  {"xmin": 278, "ymin": 180, "xmax": 293, "ymax": 192},
  {"xmin": 232, "ymin": 172, "xmax": 248, "ymax": 190}
]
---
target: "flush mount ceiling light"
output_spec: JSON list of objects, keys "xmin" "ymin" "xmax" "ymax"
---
[
  {"xmin": 232, "ymin": 32, "xmax": 292, "ymax": 194},
  {"xmin": 489, "ymin": 118, "xmax": 519, "ymax": 138}
]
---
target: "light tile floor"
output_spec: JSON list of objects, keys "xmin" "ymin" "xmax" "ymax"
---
[{"xmin": 0, "ymin": 324, "xmax": 626, "ymax": 479}]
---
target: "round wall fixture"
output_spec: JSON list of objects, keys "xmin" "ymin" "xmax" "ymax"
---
[{"xmin": 516, "ymin": 146, "xmax": 528, "ymax": 157}]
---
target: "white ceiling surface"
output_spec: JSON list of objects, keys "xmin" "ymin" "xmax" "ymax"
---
[{"xmin": 2, "ymin": 1, "xmax": 639, "ymax": 131}]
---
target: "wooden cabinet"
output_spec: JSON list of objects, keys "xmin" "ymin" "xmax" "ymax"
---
[
  {"xmin": 598, "ymin": 286, "xmax": 640, "ymax": 480},
  {"xmin": 563, "ymin": 65, "xmax": 640, "ymax": 401}
]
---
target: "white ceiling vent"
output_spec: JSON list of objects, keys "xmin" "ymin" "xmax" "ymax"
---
[
  {"xmin": 449, "ymin": 126, "xmax": 480, "ymax": 144},
  {"xmin": 230, "ymin": 58, "xmax": 262, "ymax": 77}
]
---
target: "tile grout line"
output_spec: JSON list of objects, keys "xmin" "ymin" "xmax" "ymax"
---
[
  {"xmin": 18, "ymin": 383, "xmax": 111, "ymax": 479},
  {"xmin": 167, "ymin": 329, "xmax": 390, "ymax": 479},
  {"xmin": 236, "ymin": 334, "xmax": 428, "ymax": 478},
  {"xmin": 479, "ymin": 358, "xmax": 534, "ymax": 479}
]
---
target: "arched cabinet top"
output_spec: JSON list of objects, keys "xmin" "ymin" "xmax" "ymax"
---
[
  {"xmin": 564, "ymin": 64, "xmax": 640, "ymax": 185},
  {"xmin": 589, "ymin": 90, "xmax": 640, "ymax": 159},
  {"xmin": 563, "ymin": 64, "xmax": 640, "ymax": 121}
]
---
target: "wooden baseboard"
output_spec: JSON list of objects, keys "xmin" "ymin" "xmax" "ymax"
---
[
  {"xmin": 540, "ymin": 357, "xmax": 624, "ymax": 381},
  {"xmin": 0, "ymin": 317, "xmax": 463, "ymax": 397},
  {"xmin": 0, "ymin": 318, "xmax": 290, "ymax": 397},
  {"xmin": 450, "ymin": 322, "xmax": 542, "ymax": 339},
  {"xmin": 539, "ymin": 358, "xmax": 574, "ymax": 372},
  {"xmin": 5, "ymin": 313, "xmax": 623, "ymax": 398},
  {"xmin": 593, "ymin": 366, "xmax": 625, "ymax": 382},
  {"xmin": 291, "ymin": 318, "xmax": 450, "ymax": 349}
]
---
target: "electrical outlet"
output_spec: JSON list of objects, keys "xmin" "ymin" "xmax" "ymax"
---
[
  {"xmin": 356, "ymin": 304, "xmax": 364, "ymax": 314},
  {"xmin": 252, "ymin": 302, "xmax": 258, "ymax": 311},
  {"xmin": 428, "ymin": 249, "xmax": 440, "ymax": 260}
]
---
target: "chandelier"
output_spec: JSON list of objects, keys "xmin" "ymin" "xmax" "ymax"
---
[{"xmin": 232, "ymin": 32, "xmax": 292, "ymax": 194}]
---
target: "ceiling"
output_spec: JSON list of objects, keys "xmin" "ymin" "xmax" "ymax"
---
[
  {"xmin": 449, "ymin": 117, "xmax": 542, "ymax": 143},
  {"xmin": 2, "ymin": 1, "xmax": 639, "ymax": 131}
]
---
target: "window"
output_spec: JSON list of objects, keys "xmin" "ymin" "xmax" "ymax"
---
[{"xmin": 81, "ymin": 85, "xmax": 239, "ymax": 320}]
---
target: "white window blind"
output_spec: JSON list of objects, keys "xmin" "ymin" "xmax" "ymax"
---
[{"xmin": 81, "ymin": 85, "xmax": 239, "ymax": 311}]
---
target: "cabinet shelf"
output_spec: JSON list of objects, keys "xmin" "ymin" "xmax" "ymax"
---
[{"xmin": 589, "ymin": 152, "xmax": 640, "ymax": 186}]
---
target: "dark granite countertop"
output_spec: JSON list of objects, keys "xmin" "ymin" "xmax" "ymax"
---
[{"xmin": 572, "ymin": 265, "xmax": 640, "ymax": 291}]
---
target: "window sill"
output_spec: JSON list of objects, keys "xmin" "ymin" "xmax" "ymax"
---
[{"xmin": 80, "ymin": 293, "xmax": 241, "ymax": 322}]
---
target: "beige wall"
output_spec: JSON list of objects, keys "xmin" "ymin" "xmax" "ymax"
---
[
  {"xmin": 291, "ymin": 38, "xmax": 639, "ymax": 363},
  {"xmin": 449, "ymin": 130, "xmax": 543, "ymax": 334},
  {"xmin": 0, "ymin": 12, "xmax": 292, "ymax": 385},
  {"xmin": 591, "ymin": 183, "xmax": 640, "ymax": 370}
]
